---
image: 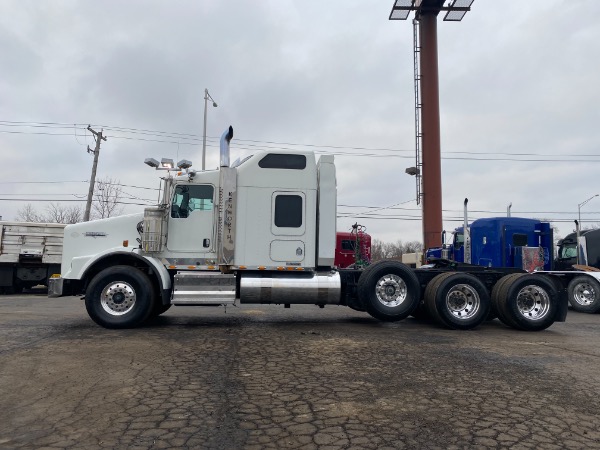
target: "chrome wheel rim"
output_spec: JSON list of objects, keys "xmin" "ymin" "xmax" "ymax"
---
[
  {"xmin": 516, "ymin": 285, "xmax": 550, "ymax": 320},
  {"xmin": 375, "ymin": 274, "xmax": 407, "ymax": 308},
  {"xmin": 101, "ymin": 281, "xmax": 136, "ymax": 316},
  {"xmin": 572, "ymin": 282, "xmax": 597, "ymax": 306},
  {"xmin": 445, "ymin": 284, "xmax": 480, "ymax": 320}
]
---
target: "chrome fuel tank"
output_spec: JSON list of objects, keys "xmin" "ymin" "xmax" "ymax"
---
[{"xmin": 239, "ymin": 271, "xmax": 341, "ymax": 305}]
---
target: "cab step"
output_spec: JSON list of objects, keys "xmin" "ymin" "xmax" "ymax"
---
[{"xmin": 171, "ymin": 272, "xmax": 236, "ymax": 305}]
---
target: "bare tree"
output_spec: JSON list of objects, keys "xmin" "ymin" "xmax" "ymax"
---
[
  {"xmin": 371, "ymin": 239, "xmax": 386, "ymax": 262},
  {"xmin": 12, "ymin": 177, "xmax": 125, "ymax": 224},
  {"xmin": 44, "ymin": 203, "xmax": 82, "ymax": 224},
  {"xmin": 15, "ymin": 203, "xmax": 43, "ymax": 222},
  {"xmin": 402, "ymin": 241, "xmax": 423, "ymax": 254},
  {"xmin": 63, "ymin": 205, "xmax": 83, "ymax": 224},
  {"xmin": 371, "ymin": 239, "xmax": 406, "ymax": 261},
  {"xmin": 371, "ymin": 239, "xmax": 424, "ymax": 262},
  {"xmin": 92, "ymin": 177, "xmax": 124, "ymax": 219},
  {"xmin": 15, "ymin": 202, "xmax": 82, "ymax": 224},
  {"xmin": 384, "ymin": 240, "xmax": 404, "ymax": 260}
]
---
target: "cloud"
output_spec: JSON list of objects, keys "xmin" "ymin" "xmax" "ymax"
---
[{"xmin": 0, "ymin": 0, "xmax": 599, "ymax": 245}]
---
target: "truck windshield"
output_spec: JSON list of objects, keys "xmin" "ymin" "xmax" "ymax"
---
[{"xmin": 558, "ymin": 244, "xmax": 577, "ymax": 259}]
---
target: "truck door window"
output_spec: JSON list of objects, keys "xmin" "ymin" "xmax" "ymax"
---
[
  {"xmin": 560, "ymin": 244, "xmax": 577, "ymax": 259},
  {"xmin": 274, "ymin": 195, "xmax": 303, "ymax": 228},
  {"xmin": 512, "ymin": 234, "xmax": 528, "ymax": 247},
  {"xmin": 454, "ymin": 232, "xmax": 464, "ymax": 247},
  {"xmin": 171, "ymin": 185, "xmax": 214, "ymax": 218},
  {"xmin": 341, "ymin": 240, "xmax": 356, "ymax": 251}
]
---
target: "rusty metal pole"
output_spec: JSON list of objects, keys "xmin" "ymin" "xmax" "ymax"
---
[{"xmin": 419, "ymin": 13, "xmax": 443, "ymax": 250}]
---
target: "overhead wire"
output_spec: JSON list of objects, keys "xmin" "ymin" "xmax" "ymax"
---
[
  {"xmin": 1, "ymin": 120, "xmax": 600, "ymax": 162},
  {"xmin": 0, "ymin": 198, "xmax": 153, "ymax": 206}
]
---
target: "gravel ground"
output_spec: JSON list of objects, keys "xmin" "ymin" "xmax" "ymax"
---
[{"xmin": 1, "ymin": 294, "xmax": 600, "ymax": 449}]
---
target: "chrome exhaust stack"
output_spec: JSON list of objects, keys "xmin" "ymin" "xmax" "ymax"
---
[
  {"xmin": 220, "ymin": 126, "xmax": 233, "ymax": 167},
  {"xmin": 463, "ymin": 198, "xmax": 471, "ymax": 264}
]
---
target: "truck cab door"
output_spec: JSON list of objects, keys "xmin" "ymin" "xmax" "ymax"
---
[
  {"xmin": 166, "ymin": 184, "xmax": 216, "ymax": 256},
  {"xmin": 453, "ymin": 231, "xmax": 464, "ymax": 262}
]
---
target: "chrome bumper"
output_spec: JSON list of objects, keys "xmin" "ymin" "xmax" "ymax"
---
[{"xmin": 48, "ymin": 277, "xmax": 64, "ymax": 298}]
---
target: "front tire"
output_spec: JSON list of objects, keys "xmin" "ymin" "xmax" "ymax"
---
[
  {"xmin": 357, "ymin": 260, "xmax": 421, "ymax": 322},
  {"xmin": 85, "ymin": 266, "xmax": 155, "ymax": 329},
  {"xmin": 568, "ymin": 276, "xmax": 600, "ymax": 313}
]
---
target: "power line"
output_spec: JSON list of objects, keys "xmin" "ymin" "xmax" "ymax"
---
[
  {"xmin": 338, "ymin": 205, "xmax": 600, "ymax": 215},
  {"xmin": 2, "ymin": 120, "xmax": 600, "ymax": 161},
  {"xmin": 0, "ymin": 130, "xmax": 75, "ymax": 137},
  {"xmin": 0, "ymin": 180, "xmax": 596, "ymax": 217},
  {"xmin": 0, "ymin": 198, "xmax": 152, "ymax": 206},
  {"xmin": 0, "ymin": 180, "xmax": 87, "ymax": 184},
  {"xmin": 337, "ymin": 214, "xmax": 600, "ymax": 223},
  {"xmin": 0, "ymin": 180, "xmax": 159, "ymax": 192}
]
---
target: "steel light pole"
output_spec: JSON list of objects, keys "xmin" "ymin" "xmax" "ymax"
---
[
  {"xmin": 202, "ymin": 88, "xmax": 218, "ymax": 171},
  {"xmin": 576, "ymin": 194, "xmax": 598, "ymax": 264}
]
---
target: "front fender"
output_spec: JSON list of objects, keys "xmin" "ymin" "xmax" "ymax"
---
[{"xmin": 64, "ymin": 247, "xmax": 171, "ymax": 291}]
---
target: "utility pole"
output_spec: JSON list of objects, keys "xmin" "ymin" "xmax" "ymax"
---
[{"xmin": 84, "ymin": 125, "xmax": 107, "ymax": 222}]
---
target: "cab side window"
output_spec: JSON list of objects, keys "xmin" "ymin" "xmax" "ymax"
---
[{"xmin": 171, "ymin": 185, "xmax": 214, "ymax": 218}]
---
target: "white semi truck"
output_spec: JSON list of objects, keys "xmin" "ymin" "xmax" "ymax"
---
[{"xmin": 49, "ymin": 126, "xmax": 568, "ymax": 331}]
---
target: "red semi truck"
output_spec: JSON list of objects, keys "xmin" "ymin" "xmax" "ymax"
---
[{"xmin": 334, "ymin": 225, "xmax": 371, "ymax": 269}]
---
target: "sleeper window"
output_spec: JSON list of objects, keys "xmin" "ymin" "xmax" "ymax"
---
[{"xmin": 274, "ymin": 195, "xmax": 303, "ymax": 228}]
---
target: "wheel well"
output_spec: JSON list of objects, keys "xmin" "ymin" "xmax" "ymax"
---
[{"xmin": 81, "ymin": 254, "xmax": 162, "ymax": 298}]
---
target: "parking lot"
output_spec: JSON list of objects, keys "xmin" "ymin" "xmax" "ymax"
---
[{"xmin": 2, "ymin": 293, "xmax": 600, "ymax": 449}]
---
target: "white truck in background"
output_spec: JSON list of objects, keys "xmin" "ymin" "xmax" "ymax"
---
[
  {"xmin": 0, "ymin": 221, "xmax": 65, "ymax": 293},
  {"xmin": 49, "ymin": 126, "xmax": 568, "ymax": 331}
]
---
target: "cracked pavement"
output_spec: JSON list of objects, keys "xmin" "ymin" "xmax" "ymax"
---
[{"xmin": 2, "ymin": 295, "xmax": 600, "ymax": 449}]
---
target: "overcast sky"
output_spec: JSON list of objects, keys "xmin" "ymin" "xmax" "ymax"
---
[{"xmin": 1, "ymin": 0, "xmax": 599, "ymax": 245}]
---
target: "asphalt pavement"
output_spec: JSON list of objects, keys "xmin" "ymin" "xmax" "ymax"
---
[{"xmin": 1, "ymin": 293, "xmax": 600, "ymax": 449}]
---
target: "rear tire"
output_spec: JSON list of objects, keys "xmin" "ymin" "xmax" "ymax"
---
[
  {"xmin": 85, "ymin": 266, "xmax": 155, "ymax": 329},
  {"xmin": 357, "ymin": 260, "xmax": 420, "ymax": 322},
  {"xmin": 425, "ymin": 272, "xmax": 490, "ymax": 330},
  {"xmin": 498, "ymin": 274, "xmax": 558, "ymax": 331},
  {"xmin": 491, "ymin": 273, "xmax": 524, "ymax": 328},
  {"xmin": 424, "ymin": 272, "xmax": 455, "ymax": 325},
  {"xmin": 567, "ymin": 276, "xmax": 600, "ymax": 313}
]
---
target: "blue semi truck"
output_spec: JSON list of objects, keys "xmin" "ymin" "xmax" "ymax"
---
[
  {"xmin": 426, "ymin": 200, "xmax": 553, "ymax": 271},
  {"xmin": 425, "ymin": 200, "xmax": 600, "ymax": 315}
]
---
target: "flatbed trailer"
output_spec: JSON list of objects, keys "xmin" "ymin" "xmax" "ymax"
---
[{"xmin": 0, "ymin": 221, "xmax": 65, "ymax": 293}]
